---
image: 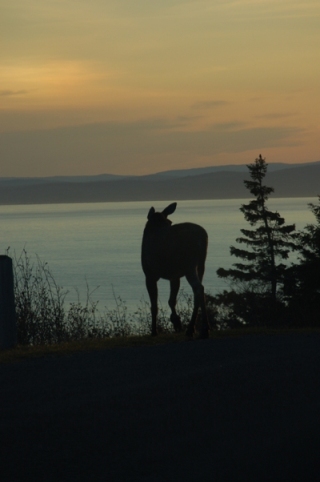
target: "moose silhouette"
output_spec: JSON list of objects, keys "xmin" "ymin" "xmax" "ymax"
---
[{"xmin": 141, "ymin": 202, "xmax": 209, "ymax": 338}]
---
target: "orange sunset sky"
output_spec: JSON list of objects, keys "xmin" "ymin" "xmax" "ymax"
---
[{"xmin": 1, "ymin": 0, "xmax": 319, "ymax": 176}]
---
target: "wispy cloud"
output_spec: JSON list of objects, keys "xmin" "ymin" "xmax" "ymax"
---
[
  {"xmin": 191, "ymin": 100, "xmax": 229, "ymax": 110},
  {"xmin": 255, "ymin": 112, "xmax": 298, "ymax": 120},
  {"xmin": 213, "ymin": 121, "xmax": 247, "ymax": 131},
  {"xmin": 216, "ymin": 0, "xmax": 320, "ymax": 15},
  {"xmin": 0, "ymin": 89, "xmax": 29, "ymax": 97},
  {"xmin": 174, "ymin": 115, "xmax": 204, "ymax": 126}
]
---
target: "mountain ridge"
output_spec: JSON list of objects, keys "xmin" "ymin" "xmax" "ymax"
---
[{"xmin": 1, "ymin": 161, "xmax": 319, "ymax": 205}]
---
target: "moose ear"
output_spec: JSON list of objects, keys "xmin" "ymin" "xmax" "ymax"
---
[
  {"xmin": 147, "ymin": 207, "xmax": 155, "ymax": 220},
  {"xmin": 162, "ymin": 202, "xmax": 177, "ymax": 218}
]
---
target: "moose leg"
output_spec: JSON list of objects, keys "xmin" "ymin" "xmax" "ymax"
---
[
  {"xmin": 169, "ymin": 278, "xmax": 182, "ymax": 332},
  {"xmin": 146, "ymin": 277, "xmax": 158, "ymax": 336},
  {"xmin": 185, "ymin": 273, "xmax": 209, "ymax": 339},
  {"xmin": 197, "ymin": 263, "xmax": 210, "ymax": 336},
  {"xmin": 199, "ymin": 288, "xmax": 209, "ymax": 339},
  {"xmin": 198, "ymin": 262, "xmax": 205, "ymax": 283}
]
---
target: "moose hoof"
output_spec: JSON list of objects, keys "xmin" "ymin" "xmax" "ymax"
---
[
  {"xmin": 170, "ymin": 314, "xmax": 182, "ymax": 333},
  {"xmin": 185, "ymin": 327, "xmax": 194, "ymax": 338}
]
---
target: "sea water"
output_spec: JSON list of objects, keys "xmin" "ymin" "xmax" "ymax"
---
[{"xmin": 0, "ymin": 198, "xmax": 315, "ymax": 312}]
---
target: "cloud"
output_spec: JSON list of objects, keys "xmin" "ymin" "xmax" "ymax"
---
[
  {"xmin": 216, "ymin": 0, "xmax": 320, "ymax": 17},
  {"xmin": 212, "ymin": 121, "xmax": 247, "ymax": 131},
  {"xmin": 0, "ymin": 89, "xmax": 29, "ymax": 97},
  {"xmin": 191, "ymin": 100, "xmax": 229, "ymax": 110},
  {"xmin": 255, "ymin": 112, "xmax": 298, "ymax": 120},
  {"xmin": 0, "ymin": 61, "xmax": 111, "ymax": 108}
]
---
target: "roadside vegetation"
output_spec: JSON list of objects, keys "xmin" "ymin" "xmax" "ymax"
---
[
  {"xmin": 9, "ymin": 248, "xmax": 205, "ymax": 346},
  {"xmin": 3, "ymin": 155, "xmax": 320, "ymax": 353},
  {"xmin": 211, "ymin": 155, "xmax": 320, "ymax": 328}
]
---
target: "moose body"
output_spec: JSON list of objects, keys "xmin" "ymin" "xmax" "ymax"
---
[{"xmin": 141, "ymin": 202, "xmax": 209, "ymax": 338}]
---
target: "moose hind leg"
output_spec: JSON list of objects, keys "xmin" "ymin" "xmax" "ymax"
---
[
  {"xmin": 186, "ymin": 273, "xmax": 209, "ymax": 339},
  {"xmin": 199, "ymin": 287, "xmax": 209, "ymax": 339},
  {"xmin": 197, "ymin": 265, "xmax": 209, "ymax": 338},
  {"xmin": 146, "ymin": 277, "xmax": 158, "ymax": 336},
  {"xmin": 169, "ymin": 278, "xmax": 182, "ymax": 332}
]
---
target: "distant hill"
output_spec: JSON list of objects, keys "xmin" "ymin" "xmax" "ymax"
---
[{"xmin": 0, "ymin": 161, "xmax": 319, "ymax": 205}]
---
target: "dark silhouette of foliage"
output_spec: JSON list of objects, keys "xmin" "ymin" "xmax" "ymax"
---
[
  {"xmin": 285, "ymin": 196, "xmax": 320, "ymax": 325},
  {"xmin": 216, "ymin": 155, "xmax": 296, "ymax": 325}
]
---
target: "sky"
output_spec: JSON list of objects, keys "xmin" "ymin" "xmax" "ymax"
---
[{"xmin": 1, "ymin": 0, "xmax": 319, "ymax": 177}]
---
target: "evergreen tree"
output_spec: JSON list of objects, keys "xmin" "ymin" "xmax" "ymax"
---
[
  {"xmin": 216, "ymin": 155, "xmax": 296, "ymax": 324},
  {"xmin": 286, "ymin": 196, "xmax": 320, "ymax": 325},
  {"xmin": 296, "ymin": 196, "xmax": 320, "ymax": 262}
]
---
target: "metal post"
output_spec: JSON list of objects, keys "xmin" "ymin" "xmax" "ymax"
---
[{"xmin": 0, "ymin": 255, "xmax": 17, "ymax": 350}]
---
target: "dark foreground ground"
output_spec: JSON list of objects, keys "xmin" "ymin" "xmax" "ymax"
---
[{"xmin": 1, "ymin": 334, "xmax": 320, "ymax": 482}]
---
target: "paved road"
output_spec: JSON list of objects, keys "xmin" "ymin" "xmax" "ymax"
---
[{"xmin": 1, "ymin": 334, "xmax": 320, "ymax": 481}]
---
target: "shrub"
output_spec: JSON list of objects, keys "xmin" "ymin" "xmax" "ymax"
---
[
  {"xmin": 9, "ymin": 250, "xmax": 208, "ymax": 345},
  {"xmin": 10, "ymin": 249, "xmax": 113, "ymax": 345}
]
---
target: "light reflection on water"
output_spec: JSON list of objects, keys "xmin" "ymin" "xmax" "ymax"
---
[{"xmin": 0, "ymin": 198, "xmax": 315, "ymax": 312}]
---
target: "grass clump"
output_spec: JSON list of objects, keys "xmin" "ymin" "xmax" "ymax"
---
[
  {"xmin": 8, "ymin": 249, "xmax": 197, "ymax": 347},
  {"xmin": 10, "ymin": 249, "xmax": 127, "ymax": 345}
]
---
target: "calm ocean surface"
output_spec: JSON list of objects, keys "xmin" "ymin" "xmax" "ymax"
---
[{"xmin": 0, "ymin": 198, "xmax": 315, "ymax": 312}]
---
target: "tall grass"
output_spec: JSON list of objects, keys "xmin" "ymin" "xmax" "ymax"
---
[
  {"xmin": 11, "ymin": 249, "xmax": 111, "ymax": 344},
  {"xmin": 9, "ymin": 250, "xmax": 201, "ymax": 346}
]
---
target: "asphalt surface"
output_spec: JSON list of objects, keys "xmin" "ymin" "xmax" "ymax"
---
[{"xmin": 1, "ymin": 333, "xmax": 320, "ymax": 481}]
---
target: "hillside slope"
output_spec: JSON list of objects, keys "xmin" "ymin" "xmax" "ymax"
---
[{"xmin": 0, "ymin": 162, "xmax": 319, "ymax": 204}]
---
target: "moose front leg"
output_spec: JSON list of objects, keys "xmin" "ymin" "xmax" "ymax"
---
[
  {"xmin": 146, "ymin": 277, "xmax": 158, "ymax": 336},
  {"xmin": 169, "ymin": 278, "xmax": 182, "ymax": 332}
]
